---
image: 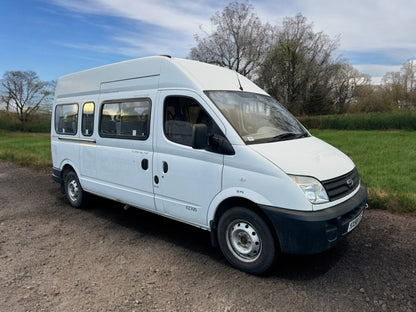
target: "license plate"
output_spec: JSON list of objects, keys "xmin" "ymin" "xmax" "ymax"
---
[{"xmin": 348, "ymin": 211, "xmax": 363, "ymax": 233}]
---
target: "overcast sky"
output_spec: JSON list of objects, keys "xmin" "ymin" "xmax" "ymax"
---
[{"xmin": 1, "ymin": 0, "xmax": 415, "ymax": 84}]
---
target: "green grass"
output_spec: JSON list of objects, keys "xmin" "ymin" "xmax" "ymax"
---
[
  {"xmin": 312, "ymin": 130, "xmax": 416, "ymax": 213},
  {"xmin": 0, "ymin": 130, "xmax": 51, "ymax": 168}
]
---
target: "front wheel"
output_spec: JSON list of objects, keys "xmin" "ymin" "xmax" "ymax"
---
[
  {"xmin": 217, "ymin": 207, "xmax": 277, "ymax": 274},
  {"xmin": 64, "ymin": 171, "xmax": 88, "ymax": 208}
]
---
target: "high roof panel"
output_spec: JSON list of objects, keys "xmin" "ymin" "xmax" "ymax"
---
[{"xmin": 55, "ymin": 56, "xmax": 267, "ymax": 98}]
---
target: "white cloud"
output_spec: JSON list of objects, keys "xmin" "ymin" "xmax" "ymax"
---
[
  {"xmin": 257, "ymin": 0, "xmax": 416, "ymax": 54},
  {"xmin": 49, "ymin": 0, "xmax": 229, "ymax": 59},
  {"xmin": 48, "ymin": 0, "xmax": 415, "ymax": 82},
  {"xmin": 111, "ymin": 33, "xmax": 194, "ymax": 57},
  {"xmin": 353, "ymin": 64, "xmax": 402, "ymax": 84},
  {"xmin": 50, "ymin": 0, "xmax": 220, "ymax": 35},
  {"xmin": 262, "ymin": 0, "xmax": 408, "ymax": 58}
]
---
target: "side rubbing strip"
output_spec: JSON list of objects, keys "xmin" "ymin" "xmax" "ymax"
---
[{"xmin": 58, "ymin": 137, "xmax": 96, "ymax": 143}]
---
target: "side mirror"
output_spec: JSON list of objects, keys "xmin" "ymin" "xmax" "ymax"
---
[{"xmin": 191, "ymin": 124, "xmax": 208, "ymax": 149}]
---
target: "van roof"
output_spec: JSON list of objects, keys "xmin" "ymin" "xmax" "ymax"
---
[{"xmin": 55, "ymin": 56, "xmax": 267, "ymax": 98}]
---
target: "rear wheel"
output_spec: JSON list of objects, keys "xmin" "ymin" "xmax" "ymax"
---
[
  {"xmin": 217, "ymin": 207, "xmax": 277, "ymax": 274},
  {"xmin": 64, "ymin": 171, "xmax": 88, "ymax": 208}
]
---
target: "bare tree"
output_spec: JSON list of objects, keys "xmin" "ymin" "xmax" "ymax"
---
[
  {"xmin": 401, "ymin": 60, "xmax": 416, "ymax": 92},
  {"xmin": 400, "ymin": 60, "xmax": 416, "ymax": 110},
  {"xmin": 189, "ymin": 1, "xmax": 274, "ymax": 78},
  {"xmin": 1, "ymin": 71, "xmax": 53, "ymax": 124},
  {"xmin": 330, "ymin": 64, "xmax": 371, "ymax": 113},
  {"xmin": 257, "ymin": 14, "xmax": 341, "ymax": 115},
  {"xmin": 381, "ymin": 60, "xmax": 416, "ymax": 110}
]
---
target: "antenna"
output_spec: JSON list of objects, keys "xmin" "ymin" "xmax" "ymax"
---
[{"xmin": 236, "ymin": 71, "xmax": 244, "ymax": 91}]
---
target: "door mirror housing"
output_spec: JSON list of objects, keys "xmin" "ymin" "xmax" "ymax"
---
[
  {"xmin": 192, "ymin": 124, "xmax": 208, "ymax": 149},
  {"xmin": 192, "ymin": 123, "xmax": 235, "ymax": 155}
]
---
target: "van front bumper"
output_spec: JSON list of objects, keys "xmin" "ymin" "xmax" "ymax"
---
[{"xmin": 259, "ymin": 183, "xmax": 367, "ymax": 255}]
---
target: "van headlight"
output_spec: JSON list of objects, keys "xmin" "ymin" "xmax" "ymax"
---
[{"xmin": 289, "ymin": 175, "xmax": 329, "ymax": 204}]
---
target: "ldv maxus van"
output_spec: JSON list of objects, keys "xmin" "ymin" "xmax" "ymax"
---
[{"xmin": 51, "ymin": 56, "xmax": 367, "ymax": 274}]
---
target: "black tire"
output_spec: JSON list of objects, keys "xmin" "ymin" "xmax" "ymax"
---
[
  {"xmin": 217, "ymin": 207, "xmax": 277, "ymax": 274},
  {"xmin": 64, "ymin": 171, "xmax": 88, "ymax": 208}
]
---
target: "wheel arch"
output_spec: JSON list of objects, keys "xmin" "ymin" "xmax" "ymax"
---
[
  {"xmin": 59, "ymin": 162, "xmax": 78, "ymax": 194},
  {"xmin": 209, "ymin": 196, "xmax": 280, "ymax": 251}
]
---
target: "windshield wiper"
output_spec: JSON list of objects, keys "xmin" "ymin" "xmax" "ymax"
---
[{"xmin": 269, "ymin": 132, "xmax": 308, "ymax": 142}]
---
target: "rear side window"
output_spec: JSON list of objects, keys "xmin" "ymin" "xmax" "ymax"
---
[
  {"xmin": 82, "ymin": 102, "xmax": 95, "ymax": 136},
  {"xmin": 100, "ymin": 98, "xmax": 151, "ymax": 139},
  {"xmin": 55, "ymin": 103, "xmax": 78, "ymax": 135}
]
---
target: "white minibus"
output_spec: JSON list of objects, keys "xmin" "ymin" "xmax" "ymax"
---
[{"xmin": 51, "ymin": 56, "xmax": 367, "ymax": 274}]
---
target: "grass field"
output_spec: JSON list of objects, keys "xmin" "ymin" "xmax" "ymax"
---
[
  {"xmin": 0, "ymin": 130, "xmax": 414, "ymax": 213},
  {"xmin": 0, "ymin": 130, "xmax": 51, "ymax": 168},
  {"xmin": 312, "ymin": 130, "xmax": 416, "ymax": 213}
]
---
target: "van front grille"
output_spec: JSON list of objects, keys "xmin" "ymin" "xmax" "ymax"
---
[{"xmin": 322, "ymin": 167, "xmax": 360, "ymax": 201}]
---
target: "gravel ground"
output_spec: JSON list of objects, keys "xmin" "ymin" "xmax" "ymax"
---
[{"xmin": 0, "ymin": 160, "xmax": 415, "ymax": 312}]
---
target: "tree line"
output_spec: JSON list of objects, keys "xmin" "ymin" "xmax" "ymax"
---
[
  {"xmin": 1, "ymin": 1, "xmax": 415, "ymax": 126},
  {"xmin": 189, "ymin": 1, "xmax": 416, "ymax": 115}
]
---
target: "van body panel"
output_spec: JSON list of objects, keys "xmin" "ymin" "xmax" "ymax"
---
[
  {"xmin": 79, "ymin": 141, "xmax": 97, "ymax": 178},
  {"xmin": 221, "ymin": 145, "xmax": 312, "ymax": 211},
  {"xmin": 55, "ymin": 143, "xmax": 80, "ymax": 174},
  {"xmin": 171, "ymin": 58, "xmax": 268, "ymax": 94},
  {"xmin": 55, "ymin": 57, "xmax": 164, "ymax": 98},
  {"xmin": 249, "ymin": 136, "xmax": 355, "ymax": 181},
  {"xmin": 100, "ymin": 75, "xmax": 160, "ymax": 94}
]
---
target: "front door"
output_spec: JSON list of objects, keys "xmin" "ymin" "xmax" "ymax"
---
[{"xmin": 153, "ymin": 90, "xmax": 226, "ymax": 227}]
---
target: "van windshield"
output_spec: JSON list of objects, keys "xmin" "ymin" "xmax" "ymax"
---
[{"xmin": 205, "ymin": 91, "xmax": 308, "ymax": 144}]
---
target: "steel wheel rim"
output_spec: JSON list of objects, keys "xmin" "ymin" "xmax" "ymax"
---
[
  {"xmin": 226, "ymin": 220, "xmax": 261, "ymax": 263},
  {"xmin": 67, "ymin": 179, "xmax": 79, "ymax": 203}
]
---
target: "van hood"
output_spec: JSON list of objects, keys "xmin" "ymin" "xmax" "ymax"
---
[{"xmin": 249, "ymin": 136, "xmax": 355, "ymax": 181}]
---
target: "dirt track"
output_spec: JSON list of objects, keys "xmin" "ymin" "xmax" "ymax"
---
[{"xmin": 0, "ymin": 160, "xmax": 415, "ymax": 311}]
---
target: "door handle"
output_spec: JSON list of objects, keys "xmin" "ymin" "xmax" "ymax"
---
[
  {"xmin": 162, "ymin": 161, "xmax": 168, "ymax": 173},
  {"xmin": 141, "ymin": 159, "xmax": 149, "ymax": 170}
]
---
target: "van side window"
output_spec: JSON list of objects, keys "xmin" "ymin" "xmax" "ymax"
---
[
  {"xmin": 82, "ymin": 102, "xmax": 95, "ymax": 136},
  {"xmin": 55, "ymin": 103, "xmax": 78, "ymax": 135},
  {"xmin": 163, "ymin": 96, "xmax": 225, "ymax": 149},
  {"xmin": 100, "ymin": 98, "xmax": 151, "ymax": 139}
]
